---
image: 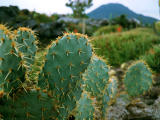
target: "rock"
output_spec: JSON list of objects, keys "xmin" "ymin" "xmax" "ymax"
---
[
  {"xmin": 106, "ymin": 105, "xmax": 129, "ymax": 120},
  {"xmin": 152, "ymin": 96, "xmax": 160, "ymax": 119}
]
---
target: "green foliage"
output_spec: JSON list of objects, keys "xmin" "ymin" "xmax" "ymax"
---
[
  {"xmin": 124, "ymin": 61, "xmax": 153, "ymax": 97},
  {"xmin": 92, "ymin": 28, "xmax": 160, "ymax": 66},
  {"xmin": 140, "ymin": 45, "xmax": 160, "ymax": 73},
  {"xmin": 112, "ymin": 14, "xmax": 137, "ymax": 29},
  {"xmin": 155, "ymin": 21, "xmax": 160, "ymax": 32},
  {"xmin": 94, "ymin": 25, "xmax": 121, "ymax": 36},
  {"xmin": 154, "ymin": 21, "xmax": 160, "ymax": 35},
  {"xmin": 64, "ymin": 22, "xmax": 97, "ymax": 36},
  {"xmin": 32, "ymin": 12, "xmax": 53, "ymax": 23},
  {"xmin": 66, "ymin": 0, "xmax": 93, "ymax": 18}
]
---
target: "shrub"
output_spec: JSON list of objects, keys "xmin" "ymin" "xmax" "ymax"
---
[
  {"xmin": 155, "ymin": 21, "xmax": 160, "ymax": 32},
  {"xmin": 93, "ymin": 25, "xmax": 122, "ymax": 36},
  {"xmin": 140, "ymin": 45, "xmax": 160, "ymax": 73},
  {"xmin": 91, "ymin": 28, "xmax": 160, "ymax": 66}
]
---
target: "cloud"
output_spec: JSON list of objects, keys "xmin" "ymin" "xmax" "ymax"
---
[{"xmin": 0, "ymin": 0, "xmax": 159, "ymax": 19}]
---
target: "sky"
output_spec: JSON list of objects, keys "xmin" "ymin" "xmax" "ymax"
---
[{"xmin": 0, "ymin": 0, "xmax": 159, "ymax": 19}]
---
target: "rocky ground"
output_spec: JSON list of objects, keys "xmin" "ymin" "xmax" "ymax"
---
[{"xmin": 105, "ymin": 62, "xmax": 160, "ymax": 120}]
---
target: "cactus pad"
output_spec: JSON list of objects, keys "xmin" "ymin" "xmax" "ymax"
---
[
  {"xmin": 15, "ymin": 27, "xmax": 37, "ymax": 68},
  {"xmin": 83, "ymin": 57, "xmax": 109, "ymax": 97},
  {"xmin": 124, "ymin": 61, "xmax": 152, "ymax": 97},
  {"xmin": 38, "ymin": 33, "xmax": 92, "ymax": 119},
  {"xmin": 75, "ymin": 92, "xmax": 95, "ymax": 120},
  {"xmin": 0, "ymin": 25, "xmax": 26, "ymax": 94}
]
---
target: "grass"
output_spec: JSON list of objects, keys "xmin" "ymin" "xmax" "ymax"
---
[
  {"xmin": 140, "ymin": 44, "xmax": 160, "ymax": 73},
  {"xmin": 93, "ymin": 25, "xmax": 122, "ymax": 36},
  {"xmin": 91, "ymin": 27, "xmax": 160, "ymax": 67}
]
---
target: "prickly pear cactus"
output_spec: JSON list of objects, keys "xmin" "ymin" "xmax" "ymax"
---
[
  {"xmin": 83, "ymin": 57, "xmax": 109, "ymax": 98},
  {"xmin": 124, "ymin": 61, "xmax": 153, "ymax": 97},
  {"xmin": 38, "ymin": 33, "xmax": 92, "ymax": 119},
  {"xmin": 102, "ymin": 77, "xmax": 118, "ymax": 118},
  {"xmin": 0, "ymin": 25, "xmax": 26, "ymax": 95},
  {"xmin": 75, "ymin": 92, "xmax": 95, "ymax": 120},
  {"xmin": 83, "ymin": 57, "xmax": 111, "ymax": 119},
  {"xmin": 14, "ymin": 27, "xmax": 37, "ymax": 68},
  {"xmin": 106, "ymin": 77, "xmax": 118, "ymax": 101}
]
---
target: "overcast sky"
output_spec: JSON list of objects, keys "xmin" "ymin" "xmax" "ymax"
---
[{"xmin": 0, "ymin": 0, "xmax": 159, "ymax": 19}]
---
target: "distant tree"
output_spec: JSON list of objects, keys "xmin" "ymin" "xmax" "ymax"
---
[
  {"xmin": 112, "ymin": 15, "xmax": 130, "ymax": 28},
  {"xmin": 66, "ymin": 0, "xmax": 93, "ymax": 18}
]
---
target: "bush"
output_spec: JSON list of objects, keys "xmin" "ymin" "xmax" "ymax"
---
[
  {"xmin": 140, "ymin": 45, "xmax": 160, "ymax": 73},
  {"xmin": 91, "ymin": 28, "xmax": 160, "ymax": 66},
  {"xmin": 93, "ymin": 25, "xmax": 122, "ymax": 36},
  {"xmin": 154, "ymin": 21, "xmax": 160, "ymax": 35},
  {"xmin": 32, "ymin": 12, "xmax": 53, "ymax": 23}
]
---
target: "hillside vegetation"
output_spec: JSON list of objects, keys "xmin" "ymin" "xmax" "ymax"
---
[{"xmin": 91, "ymin": 28, "xmax": 160, "ymax": 67}]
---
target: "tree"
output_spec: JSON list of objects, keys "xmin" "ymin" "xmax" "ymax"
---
[{"xmin": 66, "ymin": 0, "xmax": 93, "ymax": 18}]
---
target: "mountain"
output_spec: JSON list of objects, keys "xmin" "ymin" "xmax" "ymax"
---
[{"xmin": 88, "ymin": 3, "xmax": 158, "ymax": 24}]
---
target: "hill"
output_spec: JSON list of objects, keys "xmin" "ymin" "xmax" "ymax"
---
[{"xmin": 88, "ymin": 3, "xmax": 158, "ymax": 24}]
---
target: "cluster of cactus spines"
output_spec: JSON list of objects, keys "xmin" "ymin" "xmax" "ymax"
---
[
  {"xmin": 0, "ymin": 24, "xmax": 26, "ymax": 95},
  {"xmin": 38, "ymin": 33, "xmax": 92, "ymax": 119},
  {"xmin": 83, "ymin": 56, "xmax": 109, "ymax": 98},
  {"xmin": 14, "ymin": 27, "xmax": 37, "ymax": 68},
  {"xmin": 123, "ymin": 61, "xmax": 153, "ymax": 97},
  {"xmin": 75, "ymin": 92, "xmax": 95, "ymax": 120}
]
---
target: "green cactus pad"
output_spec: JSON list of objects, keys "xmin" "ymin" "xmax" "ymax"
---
[
  {"xmin": 83, "ymin": 57, "xmax": 109, "ymax": 97},
  {"xmin": 0, "ymin": 25, "xmax": 26, "ymax": 94},
  {"xmin": 106, "ymin": 77, "xmax": 118, "ymax": 100},
  {"xmin": 38, "ymin": 33, "xmax": 92, "ymax": 119},
  {"xmin": 75, "ymin": 92, "xmax": 95, "ymax": 120},
  {"xmin": 124, "ymin": 61, "xmax": 152, "ymax": 97},
  {"xmin": 15, "ymin": 27, "xmax": 37, "ymax": 67},
  {"xmin": 102, "ymin": 77, "xmax": 118, "ymax": 118},
  {"xmin": 0, "ymin": 89, "xmax": 57, "ymax": 120}
]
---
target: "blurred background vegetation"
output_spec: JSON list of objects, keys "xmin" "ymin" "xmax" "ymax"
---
[{"xmin": 0, "ymin": 0, "xmax": 159, "ymax": 74}]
